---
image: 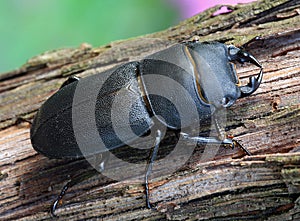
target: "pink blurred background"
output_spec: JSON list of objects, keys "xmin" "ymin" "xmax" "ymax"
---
[
  {"xmin": 173, "ymin": 0, "xmax": 256, "ymax": 19},
  {"xmin": 0, "ymin": 0, "xmax": 257, "ymax": 73}
]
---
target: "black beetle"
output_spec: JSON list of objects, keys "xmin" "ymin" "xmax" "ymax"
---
[{"xmin": 30, "ymin": 40, "xmax": 263, "ymax": 215}]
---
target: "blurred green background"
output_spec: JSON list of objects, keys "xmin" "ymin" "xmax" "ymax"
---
[{"xmin": 0, "ymin": 0, "xmax": 180, "ymax": 73}]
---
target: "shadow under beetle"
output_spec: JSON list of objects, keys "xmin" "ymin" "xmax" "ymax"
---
[{"xmin": 30, "ymin": 39, "xmax": 263, "ymax": 216}]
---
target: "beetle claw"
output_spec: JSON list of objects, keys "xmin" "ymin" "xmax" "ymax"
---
[
  {"xmin": 227, "ymin": 45, "xmax": 263, "ymax": 98},
  {"xmin": 221, "ymin": 134, "xmax": 252, "ymax": 156},
  {"xmin": 50, "ymin": 184, "xmax": 68, "ymax": 217},
  {"xmin": 239, "ymin": 67, "xmax": 263, "ymax": 98},
  {"xmin": 232, "ymin": 140, "xmax": 252, "ymax": 156},
  {"xmin": 228, "ymin": 45, "xmax": 261, "ymax": 68},
  {"xmin": 50, "ymin": 199, "xmax": 59, "ymax": 217},
  {"xmin": 238, "ymin": 50, "xmax": 261, "ymax": 68}
]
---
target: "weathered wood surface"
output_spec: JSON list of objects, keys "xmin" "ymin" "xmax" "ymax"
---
[{"xmin": 1, "ymin": 0, "xmax": 300, "ymax": 220}]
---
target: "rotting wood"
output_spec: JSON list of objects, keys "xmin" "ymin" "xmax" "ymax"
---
[{"xmin": 0, "ymin": 0, "xmax": 300, "ymax": 220}]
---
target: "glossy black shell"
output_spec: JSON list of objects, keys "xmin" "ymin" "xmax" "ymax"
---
[{"xmin": 30, "ymin": 42, "xmax": 240, "ymax": 159}]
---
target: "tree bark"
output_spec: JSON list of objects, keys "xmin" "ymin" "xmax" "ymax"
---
[{"xmin": 1, "ymin": 0, "xmax": 300, "ymax": 220}]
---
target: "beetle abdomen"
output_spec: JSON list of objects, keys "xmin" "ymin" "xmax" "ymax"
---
[
  {"xmin": 31, "ymin": 62, "xmax": 153, "ymax": 159},
  {"xmin": 30, "ymin": 80, "xmax": 80, "ymax": 158}
]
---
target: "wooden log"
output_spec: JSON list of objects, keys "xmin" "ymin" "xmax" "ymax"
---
[{"xmin": 0, "ymin": 0, "xmax": 300, "ymax": 220}]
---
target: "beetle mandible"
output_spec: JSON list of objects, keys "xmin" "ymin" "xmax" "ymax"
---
[{"xmin": 30, "ymin": 40, "xmax": 263, "ymax": 215}]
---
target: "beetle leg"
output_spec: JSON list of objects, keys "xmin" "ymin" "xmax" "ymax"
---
[
  {"xmin": 212, "ymin": 110, "xmax": 236, "ymax": 149},
  {"xmin": 180, "ymin": 133, "xmax": 251, "ymax": 156},
  {"xmin": 50, "ymin": 152, "xmax": 108, "ymax": 217},
  {"xmin": 145, "ymin": 129, "xmax": 162, "ymax": 209},
  {"xmin": 213, "ymin": 112, "xmax": 227, "ymax": 141},
  {"xmin": 50, "ymin": 169, "xmax": 99, "ymax": 217},
  {"xmin": 213, "ymin": 114, "xmax": 251, "ymax": 156},
  {"xmin": 180, "ymin": 132, "xmax": 233, "ymax": 146},
  {"xmin": 180, "ymin": 113, "xmax": 252, "ymax": 156},
  {"xmin": 59, "ymin": 76, "xmax": 80, "ymax": 89},
  {"xmin": 14, "ymin": 116, "xmax": 32, "ymax": 125},
  {"xmin": 233, "ymin": 139, "xmax": 252, "ymax": 156}
]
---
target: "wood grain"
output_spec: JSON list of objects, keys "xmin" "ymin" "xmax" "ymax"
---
[{"xmin": 0, "ymin": 0, "xmax": 300, "ymax": 220}]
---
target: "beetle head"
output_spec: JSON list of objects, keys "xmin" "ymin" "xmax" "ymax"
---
[
  {"xmin": 186, "ymin": 42, "xmax": 240, "ymax": 109},
  {"xmin": 186, "ymin": 41, "xmax": 263, "ymax": 109}
]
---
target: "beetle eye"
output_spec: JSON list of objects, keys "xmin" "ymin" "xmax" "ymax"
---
[{"xmin": 221, "ymin": 96, "xmax": 234, "ymax": 107}]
